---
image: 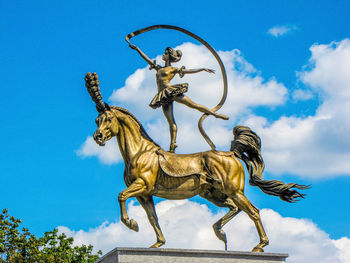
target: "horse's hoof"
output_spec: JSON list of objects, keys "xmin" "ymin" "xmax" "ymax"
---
[
  {"xmin": 214, "ymin": 227, "xmax": 227, "ymax": 243},
  {"xmin": 150, "ymin": 241, "xmax": 165, "ymax": 248},
  {"xmin": 252, "ymin": 247, "xmax": 264, "ymax": 253},
  {"xmin": 130, "ymin": 219, "xmax": 139, "ymax": 232}
]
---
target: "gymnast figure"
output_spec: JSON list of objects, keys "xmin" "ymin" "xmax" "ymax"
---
[{"xmin": 129, "ymin": 44, "xmax": 228, "ymax": 153}]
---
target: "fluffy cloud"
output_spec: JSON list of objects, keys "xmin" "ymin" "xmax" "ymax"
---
[
  {"xmin": 58, "ymin": 199, "xmax": 350, "ymax": 263},
  {"xmin": 77, "ymin": 39, "xmax": 350, "ymax": 178},
  {"xmin": 267, "ymin": 25, "xmax": 298, "ymax": 37},
  {"xmin": 111, "ymin": 43, "xmax": 287, "ymax": 120},
  {"xmin": 292, "ymin": 89, "xmax": 314, "ymax": 101},
  {"xmin": 107, "ymin": 42, "xmax": 287, "ymax": 154},
  {"xmin": 245, "ymin": 39, "xmax": 350, "ymax": 177},
  {"xmin": 77, "ymin": 136, "xmax": 122, "ymax": 164}
]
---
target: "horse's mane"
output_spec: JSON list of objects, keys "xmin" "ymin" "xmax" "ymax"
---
[{"xmin": 112, "ymin": 106, "xmax": 160, "ymax": 147}]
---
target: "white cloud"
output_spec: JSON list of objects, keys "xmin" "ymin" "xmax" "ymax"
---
[
  {"xmin": 300, "ymin": 40, "xmax": 350, "ymax": 95},
  {"xmin": 77, "ymin": 39, "xmax": 350, "ymax": 178},
  {"xmin": 292, "ymin": 89, "xmax": 314, "ymax": 101},
  {"xmin": 78, "ymin": 43, "xmax": 287, "ymax": 157},
  {"xmin": 107, "ymin": 42, "xmax": 287, "ymax": 153},
  {"xmin": 245, "ymin": 39, "xmax": 350, "ymax": 178},
  {"xmin": 333, "ymin": 237, "xmax": 350, "ymax": 263},
  {"xmin": 267, "ymin": 25, "xmax": 298, "ymax": 37},
  {"xmin": 109, "ymin": 43, "xmax": 288, "ymax": 121},
  {"xmin": 58, "ymin": 199, "xmax": 350, "ymax": 263},
  {"xmin": 76, "ymin": 136, "xmax": 122, "ymax": 164}
]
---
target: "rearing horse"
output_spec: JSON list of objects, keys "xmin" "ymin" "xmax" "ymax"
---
[{"xmin": 85, "ymin": 72, "xmax": 309, "ymax": 252}]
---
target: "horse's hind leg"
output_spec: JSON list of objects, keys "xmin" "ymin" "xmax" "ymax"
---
[
  {"xmin": 137, "ymin": 196, "xmax": 165, "ymax": 248},
  {"xmin": 200, "ymin": 190, "xmax": 240, "ymax": 250},
  {"xmin": 231, "ymin": 191, "xmax": 269, "ymax": 252},
  {"xmin": 213, "ymin": 198, "xmax": 241, "ymax": 250}
]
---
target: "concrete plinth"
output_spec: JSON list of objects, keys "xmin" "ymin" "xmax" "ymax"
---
[{"xmin": 97, "ymin": 247, "xmax": 288, "ymax": 263}]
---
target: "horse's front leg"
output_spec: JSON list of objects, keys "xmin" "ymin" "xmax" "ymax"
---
[
  {"xmin": 137, "ymin": 195, "xmax": 165, "ymax": 248},
  {"xmin": 118, "ymin": 178, "xmax": 146, "ymax": 232}
]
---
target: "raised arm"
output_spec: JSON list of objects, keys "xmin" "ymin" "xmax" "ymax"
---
[{"xmin": 129, "ymin": 44, "xmax": 158, "ymax": 70}]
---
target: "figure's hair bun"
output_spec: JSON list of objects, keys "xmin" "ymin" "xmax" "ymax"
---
[
  {"xmin": 176, "ymin": 50, "xmax": 182, "ymax": 58},
  {"xmin": 164, "ymin": 47, "xmax": 182, "ymax": 62},
  {"xmin": 171, "ymin": 49, "xmax": 182, "ymax": 62}
]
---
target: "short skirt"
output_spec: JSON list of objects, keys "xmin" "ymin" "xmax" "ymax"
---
[{"xmin": 149, "ymin": 83, "xmax": 188, "ymax": 109}]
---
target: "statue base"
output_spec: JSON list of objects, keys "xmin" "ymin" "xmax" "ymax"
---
[{"xmin": 97, "ymin": 247, "xmax": 288, "ymax": 263}]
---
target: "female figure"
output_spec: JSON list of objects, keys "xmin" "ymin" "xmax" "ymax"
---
[{"xmin": 130, "ymin": 44, "xmax": 228, "ymax": 152}]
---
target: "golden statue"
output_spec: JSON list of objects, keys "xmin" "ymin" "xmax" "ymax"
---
[{"xmin": 84, "ymin": 68, "xmax": 309, "ymax": 252}]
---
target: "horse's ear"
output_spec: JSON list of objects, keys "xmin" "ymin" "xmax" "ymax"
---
[{"xmin": 104, "ymin": 103, "xmax": 111, "ymax": 111}]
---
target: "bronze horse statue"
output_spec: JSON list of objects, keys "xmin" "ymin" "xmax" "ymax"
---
[{"xmin": 85, "ymin": 72, "xmax": 308, "ymax": 252}]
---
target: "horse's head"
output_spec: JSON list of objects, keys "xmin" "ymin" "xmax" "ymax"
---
[
  {"xmin": 85, "ymin": 72, "xmax": 120, "ymax": 146},
  {"xmin": 93, "ymin": 109, "xmax": 119, "ymax": 146}
]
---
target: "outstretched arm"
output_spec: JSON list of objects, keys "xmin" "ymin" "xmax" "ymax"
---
[
  {"xmin": 129, "ymin": 44, "xmax": 158, "ymax": 70},
  {"xmin": 180, "ymin": 68, "xmax": 215, "ymax": 75}
]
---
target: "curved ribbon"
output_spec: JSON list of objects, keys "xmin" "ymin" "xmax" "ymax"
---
[{"xmin": 126, "ymin": 25, "xmax": 227, "ymax": 150}]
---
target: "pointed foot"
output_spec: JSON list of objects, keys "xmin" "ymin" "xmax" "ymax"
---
[
  {"xmin": 169, "ymin": 143, "xmax": 178, "ymax": 153},
  {"xmin": 150, "ymin": 240, "xmax": 165, "ymax": 248},
  {"xmin": 216, "ymin": 114, "xmax": 229, "ymax": 120}
]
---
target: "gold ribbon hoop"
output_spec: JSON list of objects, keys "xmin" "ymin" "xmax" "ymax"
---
[{"xmin": 126, "ymin": 25, "xmax": 228, "ymax": 150}]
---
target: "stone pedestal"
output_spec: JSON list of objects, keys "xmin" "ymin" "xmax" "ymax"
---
[{"xmin": 97, "ymin": 247, "xmax": 288, "ymax": 263}]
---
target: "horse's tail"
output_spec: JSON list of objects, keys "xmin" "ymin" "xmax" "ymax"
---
[{"xmin": 230, "ymin": 125, "xmax": 310, "ymax": 203}]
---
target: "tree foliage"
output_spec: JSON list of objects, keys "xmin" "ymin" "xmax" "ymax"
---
[{"xmin": 0, "ymin": 209, "xmax": 101, "ymax": 263}]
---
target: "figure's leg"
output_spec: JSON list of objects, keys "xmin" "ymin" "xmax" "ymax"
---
[
  {"xmin": 231, "ymin": 191, "xmax": 269, "ymax": 252},
  {"xmin": 137, "ymin": 196, "xmax": 166, "ymax": 248},
  {"xmin": 118, "ymin": 178, "xmax": 146, "ymax": 232},
  {"xmin": 174, "ymin": 95, "xmax": 229, "ymax": 120},
  {"xmin": 162, "ymin": 102, "xmax": 177, "ymax": 152}
]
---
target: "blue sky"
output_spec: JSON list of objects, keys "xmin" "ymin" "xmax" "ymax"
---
[{"xmin": 1, "ymin": 0, "xmax": 350, "ymax": 262}]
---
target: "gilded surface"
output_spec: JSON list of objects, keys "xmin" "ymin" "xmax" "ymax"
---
[{"xmin": 84, "ymin": 72, "xmax": 309, "ymax": 252}]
